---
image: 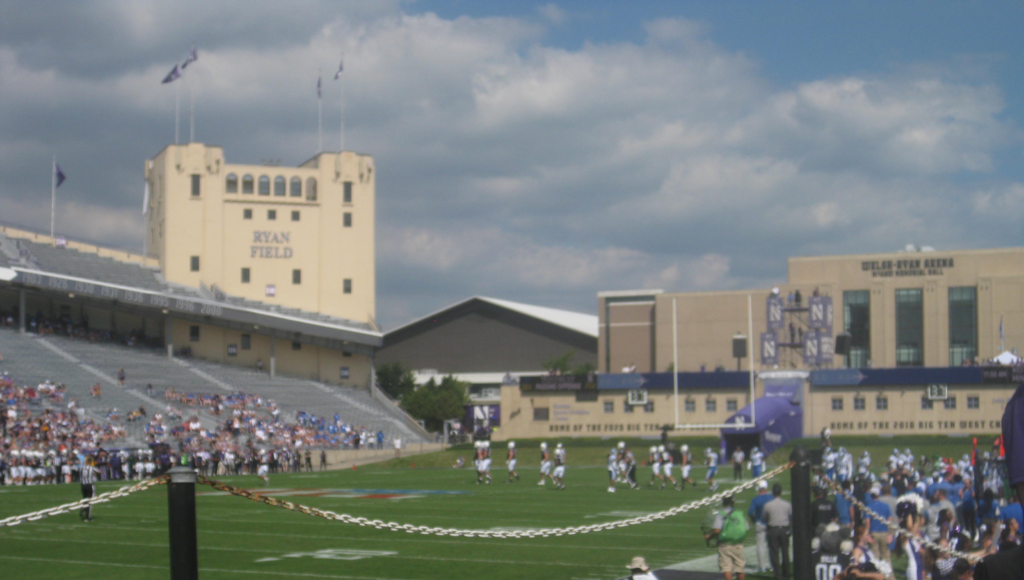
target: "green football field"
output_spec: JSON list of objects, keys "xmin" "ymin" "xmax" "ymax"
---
[{"xmin": 0, "ymin": 435, "xmax": 988, "ymax": 580}]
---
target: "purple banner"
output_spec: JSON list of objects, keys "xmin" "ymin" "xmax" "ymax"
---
[
  {"xmin": 766, "ymin": 295, "xmax": 784, "ymax": 330},
  {"xmin": 807, "ymin": 296, "xmax": 834, "ymax": 333},
  {"xmin": 761, "ymin": 331, "xmax": 778, "ymax": 366},
  {"xmin": 803, "ymin": 329, "xmax": 820, "ymax": 366}
]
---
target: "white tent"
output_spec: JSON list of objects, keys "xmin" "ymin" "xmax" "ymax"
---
[{"xmin": 992, "ymin": 351, "xmax": 1021, "ymax": 365}]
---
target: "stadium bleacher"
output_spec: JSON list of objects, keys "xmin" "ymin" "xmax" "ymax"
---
[{"xmin": 0, "ymin": 328, "xmax": 428, "ymax": 446}]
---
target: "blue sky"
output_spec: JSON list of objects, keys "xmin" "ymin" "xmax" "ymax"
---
[{"xmin": 0, "ymin": 1, "xmax": 1021, "ymax": 328}]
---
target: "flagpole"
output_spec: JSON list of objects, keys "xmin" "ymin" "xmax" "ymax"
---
[
  {"xmin": 189, "ymin": 78, "xmax": 195, "ymax": 143},
  {"xmin": 318, "ymin": 69, "xmax": 323, "ymax": 153},
  {"xmin": 50, "ymin": 157, "xmax": 56, "ymax": 243},
  {"xmin": 175, "ymin": 79, "xmax": 180, "ymax": 144},
  {"xmin": 339, "ymin": 77, "xmax": 344, "ymax": 152}
]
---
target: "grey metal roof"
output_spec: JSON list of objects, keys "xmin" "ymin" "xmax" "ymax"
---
[{"xmin": 0, "ymin": 235, "xmax": 380, "ymax": 345}]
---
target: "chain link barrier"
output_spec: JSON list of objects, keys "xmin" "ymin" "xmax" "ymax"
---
[
  {"xmin": 198, "ymin": 462, "xmax": 794, "ymax": 538},
  {"xmin": 0, "ymin": 475, "xmax": 169, "ymax": 528},
  {"xmin": 823, "ymin": 478, "xmax": 979, "ymax": 562}
]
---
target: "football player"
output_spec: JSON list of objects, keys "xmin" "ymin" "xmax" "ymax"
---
[
  {"xmin": 256, "ymin": 451, "xmax": 270, "ymax": 486},
  {"xmin": 552, "ymin": 443, "xmax": 566, "ymax": 490},
  {"xmin": 607, "ymin": 447, "xmax": 619, "ymax": 492},
  {"xmin": 538, "ymin": 442, "xmax": 552, "ymax": 486},
  {"xmin": 679, "ymin": 444, "xmax": 696, "ymax": 488},
  {"xmin": 506, "ymin": 441, "xmax": 519, "ymax": 482},
  {"xmin": 474, "ymin": 441, "xmax": 486, "ymax": 484},
  {"xmin": 481, "ymin": 441, "xmax": 492, "ymax": 484},
  {"xmin": 619, "ymin": 442, "xmax": 639, "ymax": 490},
  {"xmin": 705, "ymin": 447, "xmax": 719, "ymax": 491},
  {"xmin": 647, "ymin": 446, "xmax": 662, "ymax": 487},
  {"xmin": 659, "ymin": 445, "xmax": 677, "ymax": 490}
]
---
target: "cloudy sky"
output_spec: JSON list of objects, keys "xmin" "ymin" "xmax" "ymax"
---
[{"xmin": 1, "ymin": 1, "xmax": 1022, "ymax": 329}]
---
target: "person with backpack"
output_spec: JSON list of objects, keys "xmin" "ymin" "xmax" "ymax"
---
[{"xmin": 705, "ymin": 496, "xmax": 749, "ymax": 580}]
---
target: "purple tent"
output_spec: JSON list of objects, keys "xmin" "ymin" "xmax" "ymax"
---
[{"xmin": 721, "ymin": 396, "xmax": 803, "ymax": 457}]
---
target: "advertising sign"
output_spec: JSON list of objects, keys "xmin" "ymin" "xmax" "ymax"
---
[{"xmin": 520, "ymin": 374, "xmax": 597, "ymax": 393}]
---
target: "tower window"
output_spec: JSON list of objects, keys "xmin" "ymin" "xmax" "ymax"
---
[
  {"xmin": 190, "ymin": 256, "xmax": 200, "ymax": 271},
  {"xmin": 267, "ymin": 209, "xmax": 276, "ymax": 220},
  {"xmin": 343, "ymin": 181, "xmax": 353, "ymax": 203},
  {"xmin": 258, "ymin": 175, "xmax": 270, "ymax": 196},
  {"xmin": 291, "ymin": 210, "xmax": 300, "ymax": 221},
  {"xmin": 343, "ymin": 212, "xmax": 352, "ymax": 227},
  {"xmin": 241, "ymin": 268, "xmax": 250, "ymax": 283},
  {"xmin": 292, "ymin": 269, "xmax": 301, "ymax": 285},
  {"xmin": 343, "ymin": 279, "xmax": 352, "ymax": 294},
  {"xmin": 243, "ymin": 208, "xmax": 252, "ymax": 219},
  {"xmin": 290, "ymin": 176, "xmax": 302, "ymax": 197},
  {"xmin": 191, "ymin": 174, "xmax": 201, "ymax": 197},
  {"xmin": 273, "ymin": 176, "xmax": 286, "ymax": 196},
  {"xmin": 242, "ymin": 174, "xmax": 254, "ymax": 194},
  {"xmin": 225, "ymin": 174, "xmax": 238, "ymax": 193}
]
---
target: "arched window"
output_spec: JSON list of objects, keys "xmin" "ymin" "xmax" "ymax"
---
[
  {"xmin": 305, "ymin": 178, "xmax": 317, "ymax": 201},
  {"xmin": 258, "ymin": 175, "xmax": 270, "ymax": 196},
  {"xmin": 274, "ymin": 175, "xmax": 286, "ymax": 196},
  {"xmin": 225, "ymin": 173, "xmax": 238, "ymax": 193},
  {"xmin": 290, "ymin": 177, "xmax": 302, "ymax": 197},
  {"xmin": 242, "ymin": 174, "xmax": 254, "ymax": 194}
]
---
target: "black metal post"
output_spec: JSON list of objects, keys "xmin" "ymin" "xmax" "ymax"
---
[
  {"xmin": 168, "ymin": 466, "xmax": 199, "ymax": 580},
  {"xmin": 790, "ymin": 445, "xmax": 812, "ymax": 580}
]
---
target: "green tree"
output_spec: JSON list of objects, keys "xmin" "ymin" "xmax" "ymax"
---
[
  {"xmin": 400, "ymin": 375, "xmax": 469, "ymax": 432},
  {"xmin": 376, "ymin": 362, "xmax": 416, "ymax": 399},
  {"xmin": 543, "ymin": 350, "xmax": 595, "ymax": 376}
]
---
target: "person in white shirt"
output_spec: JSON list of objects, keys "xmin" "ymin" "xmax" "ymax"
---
[
  {"xmin": 732, "ymin": 448, "xmax": 746, "ymax": 481},
  {"xmin": 680, "ymin": 445, "xmax": 696, "ymax": 489},
  {"xmin": 750, "ymin": 446, "xmax": 765, "ymax": 478},
  {"xmin": 607, "ymin": 447, "xmax": 619, "ymax": 493},
  {"xmin": 393, "ymin": 436, "xmax": 402, "ymax": 458},
  {"xmin": 647, "ymin": 446, "xmax": 662, "ymax": 487},
  {"xmin": 551, "ymin": 443, "xmax": 566, "ymax": 490},
  {"xmin": 506, "ymin": 441, "xmax": 519, "ymax": 483},
  {"xmin": 705, "ymin": 448, "xmax": 720, "ymax": 491}
]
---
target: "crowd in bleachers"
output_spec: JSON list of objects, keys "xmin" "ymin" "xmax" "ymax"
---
[{"xmin": 0, "ymin": 307, "xmax": 159, "ymax": 348}]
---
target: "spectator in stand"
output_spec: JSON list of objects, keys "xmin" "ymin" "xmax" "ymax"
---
[{"xmin": 116, "ymin": 368, "xmax": 126, "ymax": 386}]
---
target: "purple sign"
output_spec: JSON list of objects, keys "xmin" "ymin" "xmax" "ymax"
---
[
  {"xmin": 818, "ymin": 333, "xmax": 835, "ymax": 365},
  {"xmin": 761, "ymin": 332, "xmax": 778, "ymax": 366},
  {"xmin": 803, "ymin": 329, "xmax": 819, "ymax": 366},
  {"xmin": 766, "ymin": 295, "xmax": 784, "ymax": 330},
  {"xmin": 807, "ymin": 296, "xmax": 834, "ymax": 333}
]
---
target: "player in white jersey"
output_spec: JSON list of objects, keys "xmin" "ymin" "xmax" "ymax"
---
[
  {"xmin": 822, "ymin": 447, "xmax": 837, "ymax": 480},
  {"xmin": 607, "ymin": 447, "xmax": 619, "ymax": 492},
  {"xmin": 705, "ymin": 448, "xmax": 719, "ymax": 491},
  {"xmin": 750, "ymin": 446, "xmax": 765, "ymax": 478},
  {"xmin": 859, "ymin": 450, "xmax": 871, "ymax": 472},
  {"xmin": 481, "ymin": 441, "xmax": 492, "ymax": 484},
  {"xmin": 473, "ymin": 441, "xmax": 483, "ymax": 483},
  {"xmin": 538, "ymin": 443, "xmax": 552, "ymax": 486},
  {"xmin": 506, "ymin": 441, "xmax": 519, "ymax": 483},
  {"xmin": 647, "ymin": 446, "xmax": 662, "ymax": 487},
  {"xmin": 257, "ymin": 453, "xmax": 269, "ymax": 486},
  {"xmin": 659, "ymin": 446, "xmax": 677, "ymax": 490},
  {"xmin": 836, "ymin": 447, "xmax": 851, "ymax": 482},
  {"xmin": 551, "ymin": 443, "xmax": 566, "ymax": 489}
]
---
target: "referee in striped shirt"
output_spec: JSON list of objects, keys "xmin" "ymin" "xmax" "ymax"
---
[{"xmin": 80, "ymin": 456, "xmax": 98, "ymax": 522}]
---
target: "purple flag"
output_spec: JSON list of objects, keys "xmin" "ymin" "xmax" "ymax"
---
[
  {"xmin": 161, "ymin": 64, "xmax": 181, "ymax": 84},
  {"xmin": 317, "ymin": 74, "xmax": 322, "ymax": 99},
  {"xmin": 182, "ymin": 46, "xmax": 198, "ymax": 69},
  {"xmin": 333, "ymin": 59, "xmax": 344, "ymax": 80},
  {"xmin": 54, "ymin": 164, "xmax": 66, "ymax": 188}
]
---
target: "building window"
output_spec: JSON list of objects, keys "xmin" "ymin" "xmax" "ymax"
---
[
  {"xmin": 242, "ymin": 174, "xmax": 254, "ymax": 194},
  {"xmin": 949, "ymin": 287, "xmax": 978, "ymax": 366},
  {"xmin": 685, "ymin": 400, "xmax": 695, "ymax": 413},
  {"xmin": 291, "ymin": 210, "xmax": 300, "ymax": 221},
  {"xmin": 623, "ymin": 400, "xmax": 634, "ymax": 413},
  {"xmin": 921, "ymin": 397, "xmax": 933, "ymax": 410},
  {"xmin": 342, "ymin": 351, "xmax": 352, "ymax": 357},
  {"xmin": 258, "ymin": 175, "xmax": 270, "ymax": 196},
  {"xmin": 289, "ymin": 176, "xmax": 302, "ymax": 197},
  {"xmin": 344, "ymin": 181, "xmax": 353, "ymax": 203},
  {"xmin": 243, "ymin": 208, "xmax": 252, "ymax": 219},
  {"xmin": 306, "ymin": 178, "xmax": 317, "ymax": 201},
  {"xmin": 832, "ymin": 397, "xmax": 843, "ymax": 411},
  {"xmin": 267, "ymin": 209, "xmax": 276, "ymax": 220},
  {"xmin": 292, "ymin": 269, "xmax": 301, "ymax": 284},
  {"xmin": 603, "ymin": 401, "xmax": 614, "ymax": 414},
  {"xmin": 726, "ymin": 399, "xmax": 738, "ymax": 412},
  {"xmin": 533, "ymin": 408, "xmax": 549, "ymax": 421},
  {"xmin": 854, "ymin": 397, "xmax": 865, "ymax": 410},
  {"xmin": 876, "ymin": 396, "xmax": 888, "ymax": 410},
  {"xmin": 274, "ymin": 175, "xmax": 286, "ymax": 196},
  {"xmin": 343, "ymin": 279, "xmax": 352, "ymax": 294},
  {"xmin": 226, "ymin": 173, "xmax": 238, "ymax": 193},
  {"xmin": 241, "ymin": 334, "xmax": 251, "ymax": 350},
  {"xmin": 643, "ymin": 401, "xmax": 654, "ymax": 413},
  {"xmin": 191, "ymin": 174, "xmax": 201, "ymax": 197},
  {"xmin": 190, "ymin": 256, "xmax": 199, "ymax": 271},
  {"xmin": 843, "ymin": 290, "xmax": 870, "ymax": 368},
  {"xmin": 944, "ymin": 396, "xmax": 957, "ymax": 410},
  {"xmin": 189, "ymin": 325, "xmax": 200, "ymax": 342},
  {"xmin": 967, "ymin": 396, "xmax": 979, "ymax": 409},
  {"xmin": 343, "ymin": 212, "xmax": 352, "ymax": 227},
  {"xmin": 241, "ymin": 268, "xmax": 250, "ymax": 283},
  {"xmin": 895, "ymin": 288, "xmax": 924, "ymax": 366},
  {"xmin": 292, "ymin": 341, "xmax": 301, "ymax": 351},
  {"xmin": 706, "ymin": 399, "xmax": 716, "ymax": 412}
]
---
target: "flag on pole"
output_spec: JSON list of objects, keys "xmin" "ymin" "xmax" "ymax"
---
[
  {"xmin": 162, "ymin": 64, "xmax": 181, "ymax": 84},
  {"xmin": 54, "ymin": 164, "xmax": 66, "ymax": 188},
  {"xmin": 317, "ymin": 74, "xmax": 322, "ymax": 99},
  {"xmin": 333, "ymin": 58, "xmax": 344, "ymax": 80},
  {"xmin": 181, "ymin": 46, "xmax": 198, "ymax": 69},
  {"xmin": 1001, "ymin": 314, "xmax": 1005, "ymax": 342},
  {"xmin": 143, "ymin": 181, "xmax": 150, "ymax": 215}
]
